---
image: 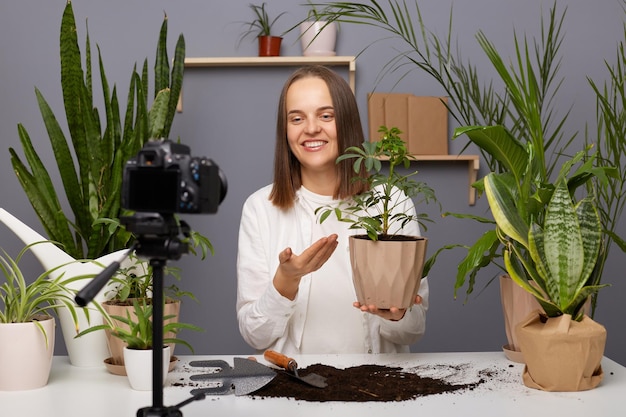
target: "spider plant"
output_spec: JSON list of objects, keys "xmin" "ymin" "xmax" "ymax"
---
[{"xmin": 0, "ymin": 242, "xmax": 85, "ymax": 346}]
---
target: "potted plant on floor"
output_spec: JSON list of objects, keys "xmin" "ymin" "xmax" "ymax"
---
[
  {"xmin": 0, "ymin": 242, "xmax": 81, "ymax": 391},
  {"xmin": 77, "ymin": 298, "xmax": 201, "ymax": 390},
  {"xmin": 316, "ymin": 126, "xmax": 437, "ymax": 309},
  {"xmin": 239, "ymin": 2, "xmax": 288, "ymax": 56},
  {"xmin": 485, "ymin": 169, "xmax": 608, "ymax": 391}
]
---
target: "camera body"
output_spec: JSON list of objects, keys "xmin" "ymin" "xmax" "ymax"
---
[{"xmin": 122, "ymin": 140, "xmax": 225, "ymax": 214}]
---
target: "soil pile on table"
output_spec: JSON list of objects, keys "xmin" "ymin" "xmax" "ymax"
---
[{"xmin": 250, "ymin": 363, "xmax": 482, "ymax": 402}]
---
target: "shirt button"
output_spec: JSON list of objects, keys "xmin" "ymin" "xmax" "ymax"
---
[{"xmin": 368, "ymin": 349, "xmax": 372, "ymax": 354}]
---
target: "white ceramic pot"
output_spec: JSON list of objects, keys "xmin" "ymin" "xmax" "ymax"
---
[
  {"xmin": 0, "ymin": 316, "xmax": 55, "ymax": 390},
  {"xmin": 123, "ymin": 346, "xmax": 170, "ymax": 391},
  {"xmin": 299, "ymin": 21, "xmax": 337, "ymax": 56}
]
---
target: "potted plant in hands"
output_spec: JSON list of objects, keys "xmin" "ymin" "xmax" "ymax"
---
[
  {"xmin": 77, "ymin": 298, "xmax": 201, "ymax": 390},
  {"xmin": 239, "ymin": 2, "xmax": 288, "ymax": 56},
  {"xmin": 316, "ymin": 126, "xmax": 437, "ymax": 309},
  {"xmin": 485, "ymin": 170, "xmax": 608, "ymax": 391},
  {"xmin": 0, "ymin": 242, "xmax": 81, "ymax": 391}
]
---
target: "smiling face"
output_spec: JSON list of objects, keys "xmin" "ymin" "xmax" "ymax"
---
[{"xmin": 285, "ymin": 76, "xmax": 339, "ymax": 194}]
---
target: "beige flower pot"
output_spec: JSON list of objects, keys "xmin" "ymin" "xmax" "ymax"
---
[
  {"xmin": 349, "ymin": 235, "xmax": 427, "ymax": 309},
  {"xmin": 102, "ymin": 299, "xmax": 180, "ymax": 370},
  {"xmin": 516, "ymin": 310, "xmax": 606, "ymax": 391},
  {"xmin": 0, "ymin": 315, "xmax": 55, "ymax": 391}
]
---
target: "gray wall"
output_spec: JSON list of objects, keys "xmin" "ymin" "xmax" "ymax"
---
[{"xmin": 1, "ymin": 0, "xmax": 625, "ymax": 365}]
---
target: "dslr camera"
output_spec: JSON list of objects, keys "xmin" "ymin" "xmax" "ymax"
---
[{"xmin": 122, "ymin": 140, "xmax": 227, "ymax": 214}]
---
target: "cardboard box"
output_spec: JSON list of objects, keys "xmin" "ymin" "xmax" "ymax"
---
[{"xmin": 367, "ymin": 93, "xmax": 449, "ymax": 155}]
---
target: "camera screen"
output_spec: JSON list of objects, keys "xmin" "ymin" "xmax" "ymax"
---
[{"xmin": 125, "ymin": 169, "xmax": 179, "ymax": 212}]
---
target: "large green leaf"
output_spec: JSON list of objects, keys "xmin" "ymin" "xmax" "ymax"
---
[
  {"xmin": 484, "ymin": 173, "xmax": 529, "ymax": 247},
  {"xmin": 453, "ymin": 125, "xmax": 528, "ymax": 182}
]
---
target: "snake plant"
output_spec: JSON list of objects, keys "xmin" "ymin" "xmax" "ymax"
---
[
  {"xmin": 9, "ymin": 2, "xmax": 184, "ymax": 260},
  {"xmin": 485, "ymin": 174, "xmax": 607, "ymax": 321}
]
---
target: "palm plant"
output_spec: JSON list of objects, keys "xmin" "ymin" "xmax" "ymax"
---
[
  {"xmin": 315, "ymin": 1, "xmax": 624, "ymax": 303},
  {"xmin": 9, "ymin": 2, "xmax": 186, "ymax": 260},
  {"xmin": 583, "ymin": 13, "xmax": 626, "ymax": 311}
]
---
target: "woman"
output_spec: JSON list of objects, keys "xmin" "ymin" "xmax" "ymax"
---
[{"xmin": 236, "ymin": 65, "xmax": 428, "ymax": 355}]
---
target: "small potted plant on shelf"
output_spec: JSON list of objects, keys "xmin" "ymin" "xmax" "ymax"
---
[
  {"xmin": 77, "ymin": 298, "xmax": 201, "ymax": 390},
  {"xmin": 0, "ymin": 242, "xmax": 81, "ymax": 391},
  {"xmin": 484, "ymin": 165, "xmax": 608, "ymax": 391},
  {"xmin": 316, "ymin": 126, "xmax": 437, "ymax": 309},
  {"xmin": 239, "ymin": 2, "xmax": 288, "ymax": 56}
]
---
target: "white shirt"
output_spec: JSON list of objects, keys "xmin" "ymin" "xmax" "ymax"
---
[{"xmin": 236, "ymin": 184, "xmax": 429, "ymax": 356}]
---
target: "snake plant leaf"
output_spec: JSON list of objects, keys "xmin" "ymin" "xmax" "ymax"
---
[
  {"xmin": 148, "ymin": 89, "xmax": 171, "ymax": 139},
  {"xmin": 484, "ymin": 172, "xmax": 529, "ymax": 247},
  {"xmin": 574, "ymin": 197, "xmax": 602, "ymax": 293},
  {"xmin": 543, "ymin": 182, "xmax": 586, "ymax": 307},
  {"xmin": 165, "ymin": 34, "xmax": 186, "ymax": 137},
  {"xmin": 527, "ymin": 223, "xmax": 556, "ymax": 301}
]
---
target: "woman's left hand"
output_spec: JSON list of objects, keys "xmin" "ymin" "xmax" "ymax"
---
[{"xmin": 353, "ymin": 295, "xmax": 423, "ymax": 321}]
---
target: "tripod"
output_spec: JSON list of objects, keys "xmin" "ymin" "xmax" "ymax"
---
[{"xmin": 75, "ymin": 213, "xmax": 206, "ymax": 416}]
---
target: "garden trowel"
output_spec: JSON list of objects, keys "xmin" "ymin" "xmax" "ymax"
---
[{"xmin": 188, "ymin": 357, "xmax": 276, "ymax": 396}]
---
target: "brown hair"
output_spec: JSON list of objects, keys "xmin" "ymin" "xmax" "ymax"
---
[{"xmin": 269, "ymin": 65, "xmax": 368, "ymax": 209}]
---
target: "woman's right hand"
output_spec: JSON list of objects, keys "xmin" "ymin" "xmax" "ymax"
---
[{"xmin": 273, "ymin": 234, "xmax": 338, "ymax": 300}]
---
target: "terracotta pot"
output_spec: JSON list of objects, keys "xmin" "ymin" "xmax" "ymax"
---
[
  {"xmin": 0, "ymin": 315, "xmax": 55, "ymax": 391},
  {"xmin": 516, "ymin": 310, "xmax": 606, "ymax": 391},
  {"xmin": 349, "ymin": 235, "xmax": 427, "ymax": 309},
  {"xmin": 124, "ymin": 345, "xmax": 170, "ymax": 391},
  {"xmin": 299, "ymin": 21, "xmax": 337, "ymax": 56},
  {"xmin": 102, "ymin": 299, "xmax": 180, "ymax": 369},
  {"xmin": 258, "ymin": 35, "xmax": 282, "ymax": 56}
]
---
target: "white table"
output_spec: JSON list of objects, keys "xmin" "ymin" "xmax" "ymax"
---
[{"xmin": 2, "ymin": 352, "xmax": 625, "ymax": 416}]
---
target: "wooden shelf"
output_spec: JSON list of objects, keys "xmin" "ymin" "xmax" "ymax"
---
[
  {"xmin": 380, "ymin": 154, "xmax": 480, "ymax": 205},
  {"xmin": 177, "ymin": 56, "xmax": 356, "ymax": 112},
  {"xmin": 415, "ymin": 155, "xmax": 480, "ymax": 205}
]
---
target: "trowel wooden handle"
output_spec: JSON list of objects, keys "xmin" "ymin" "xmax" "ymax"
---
[{"xmin": 264, "ymin": 350, "xmax": 297, "ymax": 371}]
